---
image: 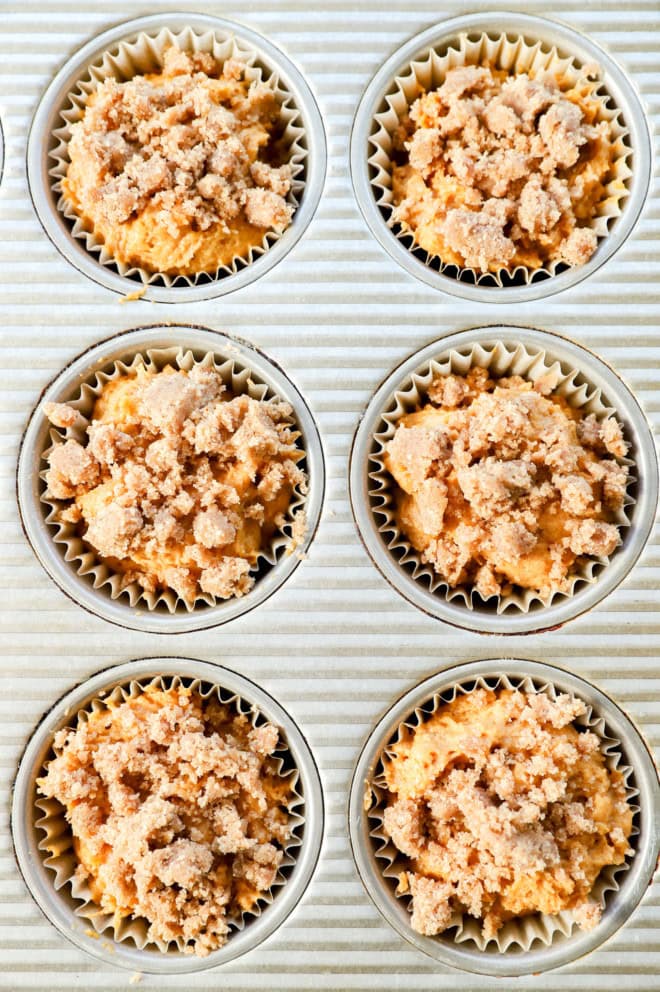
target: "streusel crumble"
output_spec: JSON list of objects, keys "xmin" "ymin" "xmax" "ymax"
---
[
  {"xmin": 43, "ymin": 363, "xmax": 307, "ymax": 604},
  {"xmin": 380, "ymin": 688, "xmax": 633, "ymax": 939},
  {"xmin": 38, "ymin": 685, "xmax": 295, "ymax": 956},
  {"xmin": 63, "ymin": 46, "xmax": 295, "ymax": 276},
  {"xmin": 383, "ymin": 368, "xmax": 629, "ymax": 598},
  {"xmin": 392, "ymin": 65, "xmax": 614, "ymax": 273}
]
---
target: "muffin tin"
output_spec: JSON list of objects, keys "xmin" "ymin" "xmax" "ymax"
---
[{"xmin": 4, "ymin": 5, "xmax": 660, "ymax": 989}]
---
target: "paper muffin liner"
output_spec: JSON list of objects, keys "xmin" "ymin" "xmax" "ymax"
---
[
  {"xmin": 365, "ymin": 671, "xmax": 639, "ymax": 954},
  {"xmin": 33, "ymin": 673, "xmax": 305, "ymax": 956},
  {"xmin": 368, "ymin": 29, "xmax": 633, "ymax": 289},
  {"xmin": 39, "ymin": 345, "xmax": 309, "ymax": 613},
  {"xmin": 368, "ymin": 338, "xmax": 636, "ymax": 616},
  {"xmin": 49, "ymin": 24, "xmax": 308, "ymax": 288}
]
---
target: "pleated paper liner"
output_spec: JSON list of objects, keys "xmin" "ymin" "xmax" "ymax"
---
[
  {"xmin": 34, "ymin": 673, "xmax": 305, "ymax": 957},
  {"xmin": 49, "ymin": 23, "xmax": 307, "ymax": 289},
  {"xmin": 39, "ymin": 344, "xmax": 309, "ymax": 615},
  {"xmin": 368, "ymin": 338, "xmax": 636, "ymax": 618},
  {"xmin": 368, "ymin": 28, "xmax": 632, "ymax": 291},
  {"xmin": 365, "ymin": 671, "xmax": 639, "ymax": 955}
]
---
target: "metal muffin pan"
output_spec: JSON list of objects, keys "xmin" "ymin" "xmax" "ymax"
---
[
  {"xmin": 349, "ymin": 657, "xmax": 660, "ymax": 977},
  {"xmin": 2, "ymin": 3, "xmax": 659, "ymax": 989},
  {"xmin": 16, "ymin": 323, "xmax": 326, "ymax": 633},
  {"xmin": 11, "ymin": 657, "xmax": 325, "ymax": 974},
  {"xmin": 349, "ymin": 325, "xmax": 659, "ymax": 635},
  {"xmin": 26, "ymin": 12, "xmax": 327, "ymax": 304},
  {"xmin": 350, "ymin": 11, "xmax": 652, "ymax": 304}
]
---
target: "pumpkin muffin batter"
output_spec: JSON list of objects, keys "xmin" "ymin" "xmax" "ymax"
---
[
  {"xmin": 43, "ymin": 363, "xmax": 307, "ymax": 604},
  {"xmin": 38, "ymin": 685, "xmax": 295, "ymax": 956},
  {"xmin": 380, "ymin": 687, "xmax": 633, "ymax": 939},
  {"xmin": 392, "ymin": 64, "xmax": 616, "ymax": 273},
  {"xmin": 63, "ymin": 46, "xmax": 295, "ymax": 276},
  {"xmin": 383, "ymin": 368, "xmax": 629, "ymax": 599}
]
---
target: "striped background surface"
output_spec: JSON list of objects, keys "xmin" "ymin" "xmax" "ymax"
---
[{"xmin": 0, "ymin": 2, "xmax": 658, "ymax": 989}]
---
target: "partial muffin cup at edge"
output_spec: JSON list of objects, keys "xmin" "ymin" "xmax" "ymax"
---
[
  {"xmin": 16, "ymin": 325, "xmax": 325, "ymax": 633},
  {"xmin": 351, "ymin": 12, "xmax": 651, "ymax": 302},
  {"xmin": 12, "ymin": 657, "xmax": 325, "ymax": 974},
  {"xmin": 28, "ymin": 14, "xmax": 326, "ymax": 302},
  {"xmin": 348, "ymin": 658, "xmax": 660, "ymax": 977},
  {"xmin": 349, "ymin": 326, "xmax": 658, "ymax": 634}
]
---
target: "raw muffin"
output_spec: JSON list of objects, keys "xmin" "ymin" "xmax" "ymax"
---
[
  {"xmin": 392, "ymin": 64, "xmax": 615, "ymax": 273},
  {"xmin": 38, "ymin": 684, "xmax": 295, "ymax": 956},
  {"xmin": 63, "ymin": 45, "xmax": 295, "ymax": 276},
  {"xmin": 43, "ymin": 363, "xmax": 308, "ymax": 604},
  {"xmin": 381, "ymin": 687, "xmax": 633, "ymax": 938},
  {"xmin": 383, "ymin": 367, "xmax": 629, "ymax": 599}
]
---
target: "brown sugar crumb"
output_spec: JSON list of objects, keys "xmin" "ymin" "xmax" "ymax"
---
[
  {"xmin": 43, "ymin": 401, "xmax": 84, "ymax": 430},
  {"xmin": 380, "ymin": 688, "xmax": 633, "ymax": 939},
  {"xmin": 63, "ymin": 46, "xmax": 295, "ymax": 277},
  {"xmin": 383, "ymin": 368, "xmax": 630, "ymax": 598},
  {"xmin": 392, "ymin": 64, "xmax": 613, "ymax": 273},
  {"xmin": 43, "ymin": 364, "xmax": 307, "ymax": 604},
  {"xmin": 37, "ymin": 685, "xmax": 295, "ymax": 957}
]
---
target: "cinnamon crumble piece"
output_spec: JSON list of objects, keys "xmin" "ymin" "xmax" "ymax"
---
[
  {"xmin": 43, "ymin": 401, "xmax": 84, "ymax": 430},
  {"xmin": 63, "ymin": 46, "xmax": 295, "ymax": 276},
  {"xmin": 43, "ymin": 363, "xmax": 307, "ymax": 604},
  {"xmin": 37, "ymin": 685, "xmax": 294, "ymax": 957},
  {"xmin": 392, "ymin": 64, "xmax": 613, "ymax": 273},
  {"xmin": 383, "ymin": 368, "xmax": 629, "ymax": 597},
  {"xmin": 380, "ymin": 688, "xmax": 633, "ymax": 939}
]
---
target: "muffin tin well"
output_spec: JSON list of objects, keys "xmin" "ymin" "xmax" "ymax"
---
[
  {"xmin": 17, "ymin": 324, "xmax": 325, "ymax": 633},
  {"xmin": 349, "ymin": 658, "xmax": 660, "ymax": 977},
  {"xmin": 349, "ymin": 325, "xmax": 658, "ymax": 634},
  {"xmin": 26, "ymin": 13, "xmax": 327, "ymax": 303},
  {"xmin": 350, "ymin": 11, "xmax": 652, "ymax": 303},
  {"xmin": 11, "ymin": 657, "xmax": 324, "ymax": 974}
]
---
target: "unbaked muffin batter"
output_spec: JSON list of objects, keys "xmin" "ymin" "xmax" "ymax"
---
[
  {"xmin": 63, "ymin": 46, "xmax": 295, "ymax": 276},
  {"xmin": 38, "ymin": 685, "xmax": 294, "ymax": 956},
  {"xmin": 43, "ymin": 363, "xmax": 307, "ymax": 604},
  {"xmin": 392, "ymin": 65, "xmax": 616, "ymax": 273},
  {"xmin": 381, "ymin": 688, "xmax": 633, "ymax": 938},
  {"xmin": 384, "ymin": 368, "xmax": 629, "ymax": 598}
]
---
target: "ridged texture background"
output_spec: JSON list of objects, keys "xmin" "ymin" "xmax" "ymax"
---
[{"xmin": 0, "ymin": 2, "xmax": 658, "ymax": 989}]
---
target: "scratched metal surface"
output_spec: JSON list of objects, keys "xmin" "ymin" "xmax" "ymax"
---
[{"xmin": 0, "ymin": 2, "xmax": 658, "ymax": 990}]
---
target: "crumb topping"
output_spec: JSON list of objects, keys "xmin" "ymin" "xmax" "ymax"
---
[
  {"xmin": 38, "ymin": 686, "xmax": 295, "ymax": 957},
  {"xmin": 383, "ymin": 368, "xmax": 629, "ymax": 598},
  {"xmin": 43, "ymin": 363, "xmax": 308, "ymax": 604},
  {"xmin": 63, "ymin": 47, "xmax": 295, "ymax": 276},
  {"xmin": 392, "ymin": 65, "xmax": 612, "ymax": 273},
  {"xmin": 381, "ymin": 688, "xmax": 633, "ymax": 939}
]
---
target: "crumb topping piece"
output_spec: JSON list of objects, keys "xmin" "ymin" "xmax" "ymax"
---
[
  {"xmin": 392, "ymin": 64, "xmax": 612, "ymax": 273},
  {"xmin": 63, "ymin": 47, "xmax": 295, "ymax": 276},
  {"xmin": 381, "ymin": 688, "xmax": 633, "ymax": 939},
  {"xmin": 38, "ymin": 686, "xmax": 295, "ymax": 957},
  {"xmin": 43, "ymin": 364, "xmax": 308, "ymax": 604},
  {"xmin": 383, "ymin": 368, "xmax": 629, "ymax": 598}
]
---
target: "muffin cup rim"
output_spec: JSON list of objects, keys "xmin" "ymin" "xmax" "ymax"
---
[
  {"xmin": 348, "ymin": 323, "xmax": 659, "ymax": 635},
  {"xmin": 11, "ymin": 656, "xmax": 325, "ymax": 975},
  {"xmin": 25, "ymin": 11, "xmax": 327, "ymax": 304},
  {"xmin": 348, "ymin": 656, "xmax": 660, "ymax": 978},
  {"xmin": 16, "ymin": 323, "xmax": 326, "ymax": 634},
  {"xmin": 349, "ymin": 10, "xmax": 652, "ymax": 303}
]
